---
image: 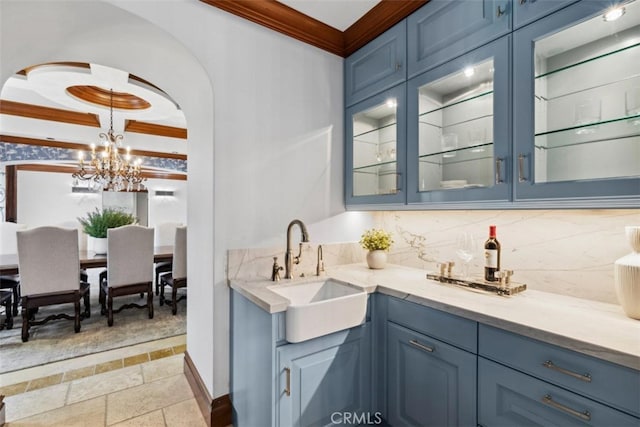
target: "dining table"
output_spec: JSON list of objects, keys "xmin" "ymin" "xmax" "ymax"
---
[{"xmin": 0, "ymin": 245, "xmax": 174, "ymax": 276}]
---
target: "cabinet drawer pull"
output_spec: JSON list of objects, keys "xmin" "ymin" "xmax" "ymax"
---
[
  {"xmin": 284, "ymin": 367, "xmax": 291, "ymax": 396},
  {"xmin": 497, "ymin": 4, "xmax": 506, "ymax": 17},
  {"xmin": 395, "ymin": 62, "xmax": 402, "ymax": 71},
  {"xmin": 518, "ymin": 153, "xmax": 527, "ymax": 182},
  {"xmin": 409, "ymin": 339, "xmax": 434, "ymax": 353},
  {"xmin": 519, "ymin": 0, "xmax": 526, "ymax": 4},
  {"xmin": 543, "ymin": 360, "xmax": 592, "ymax": 383},
  {"xmin": 495, "ymin": 157, "xmax": 504, "ymax": 184},
  {"xmin": 542, "ymin": 394, "xmax": 591, "ymax": 421}
]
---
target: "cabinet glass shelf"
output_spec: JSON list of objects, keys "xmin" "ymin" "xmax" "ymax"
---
[
  {"xmin": 353, "ymin": 122, "xmax": 397, "ymax": 142},
  {"xmin": 417, "ymin": 57, "xmax": 495, "ymax": 193},
  {"xmin": 354, "ymin": 160, "xmax": 397, "ymax": 172},
  {"xmin": 531, "ymin": 0, "xmax": 640, "ymax": 186}
]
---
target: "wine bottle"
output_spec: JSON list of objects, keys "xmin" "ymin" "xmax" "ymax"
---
[{"xmin": 484, "ymin": 225, "xmax": 501, "ymax": 282}]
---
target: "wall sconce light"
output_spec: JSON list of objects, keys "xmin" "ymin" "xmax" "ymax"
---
[
  {"xmin": 155, "ymin": 190, "xmax": 175, "ymax": 197},
  {"xmin": 72, "ymin": 186, "xmax": 99, "ymax": 194}
]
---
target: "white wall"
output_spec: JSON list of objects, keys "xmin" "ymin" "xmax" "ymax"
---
[
  {"xmin": 0, "ymin": 0, "xmax": 362, "ymax": 400},
  {"xmin": 15, "ymin": 170, "xmax": 187, "ymax": 241}
]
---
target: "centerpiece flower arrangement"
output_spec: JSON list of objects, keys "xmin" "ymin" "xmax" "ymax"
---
[
  {"xmin": 360, "ymin": 228, "xmax": 393, "ymax": 269},
  {"xmin": 78, "ymin": 208, "xmax": 136, "ymax": 254}
]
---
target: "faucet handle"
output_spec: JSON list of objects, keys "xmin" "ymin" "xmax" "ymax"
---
[{"xmin": 271, "ymin": 257, "xmax": 284, "ymax": 281}]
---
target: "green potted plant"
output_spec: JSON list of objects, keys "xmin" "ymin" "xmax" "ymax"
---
[
  {"xmin": 360, "ymin": 228, "xmax": 393, "ymax": 269},
  {"xmin": 78, "ymin": 208, "xmax": 136, "ymax": 254}
]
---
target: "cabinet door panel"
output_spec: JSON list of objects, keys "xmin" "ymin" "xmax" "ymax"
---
[
  {"xmin": 478, "ymin": 357, "xmax": 640, "ymax": 426},
  {"xmin": 345, "ymin": 21, "xmax": 406, "ymax": 107},
  {"xmin": 408, "ymin": 0, "xmax": 511, "ymax": 78},
  {"xmin": 513, "ymin": 0, "xmax": 579, "ymax": 29},
  {"xmin": 277, "ymin": 325, "xmax": 371, "ymax": 427},
  {"xmin": 346, "ymin": 84, "xmax": 407, "ymax": 206},
  {"xmin": 513, "ymin": 0, "xmax": 640, "ymax": 203},
  {"xmin": 407, "ymin": 36, "xmax": 511, "ymax": 204},
  {"xmin": 387, "ymin": 322, "xmax": 476, "ymax": 427}
]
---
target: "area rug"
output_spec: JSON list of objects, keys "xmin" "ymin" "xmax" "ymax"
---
[{"xmin": 0, "ymin": 282, "xmax": 186, "ymax": 373}]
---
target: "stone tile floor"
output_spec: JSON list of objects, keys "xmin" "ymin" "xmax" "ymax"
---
[{"xmin": 1, "ymin": 335, "xmax": 208, "ymax": 426}]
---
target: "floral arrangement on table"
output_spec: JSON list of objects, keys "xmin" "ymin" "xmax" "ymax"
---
[
  {"xmin": 77, "ymin": 208, "xmax": 136, "ymax": 238},
  {"xmin": 360, "ymin": 228, "xmax": 394, "ymax": 251}
]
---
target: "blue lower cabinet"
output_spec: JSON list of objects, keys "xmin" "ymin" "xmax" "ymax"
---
[
  {"xmin": 386, "ymin": 321, "xmax": 477, "ymax": 427},
  {"xmin": 276, "ymin": 324, "xmax": 372, "ymax": 427},
  {"xmin": 478, "ymin": 357, "xmax": 640, "ymax": 426}
]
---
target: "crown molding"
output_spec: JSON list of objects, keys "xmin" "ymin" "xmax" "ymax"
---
[
  {"xmin": 200, "ymin": 0, "xmax": 428, "ymax": 57},
  {"xmin": 0, "ymin": 100, "xmax": 187, "ymax": 140}
]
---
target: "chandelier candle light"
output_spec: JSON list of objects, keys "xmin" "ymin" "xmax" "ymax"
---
[{"xmin": 73, "ymin": 88, "xmax": 146, "ymax": 192}]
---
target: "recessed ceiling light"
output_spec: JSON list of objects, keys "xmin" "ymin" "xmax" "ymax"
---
[
  {"xmin": 386, "ymin": 99, "xmax": 397, "ymax": 108},
  {"xmin": 464, "ymin": 67, "xmax": 475, "ymax": 77},
  {"xmin": 603, "ymin": 6, "xmax": 625, "ymax": 22}
]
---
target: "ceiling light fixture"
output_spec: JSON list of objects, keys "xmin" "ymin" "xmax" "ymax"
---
[
  {"xmin": 464, "ymin": 67, "xmax": 475, "ymax": 77},
  {"xmin": 603, "ymin": 6, "xmax": 625, "ymax": 21},
  {"xmin": 386, "ymin": 99, "xmax": 397, "ymax": 108},
  {"xmin": 72, "ymin": 88, "xmax": 146, "ymax": 192}
]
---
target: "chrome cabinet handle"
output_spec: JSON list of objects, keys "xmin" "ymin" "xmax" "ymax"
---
[
  {"xmin": 409, "ymin": 339, "xmax": 434, "ymax": 353},
  {"xmin": 543, "ymin": 360, "xmax": 592, "ymax": 383},
  {"xmin": 284, "ymin": 367, "xmax": 291, "ymax": 396},
  {"xmin": 519, "ymin": 0, "xmax": 526, "ymax": 4},
  {"xmin": 395, "ymin": 62, "xmax": 402, "ymax": 71},
  {"xmin": 495, "ymin": 157, "xmax": 504, "ymax": 184},
  {"xmin": 518, "ymin": 153, "xmax": 527, "ymax": 182},
  {"xmin": 542, "ymin": 394, "xmax": 591, "ymax": 421},
  {"xmin": 396, "ymin": 173, "xmax": 402, "ymax": 192},
  {"xmin": 497, "ymin": 4, "xmax": 506, "ymax": 17}
]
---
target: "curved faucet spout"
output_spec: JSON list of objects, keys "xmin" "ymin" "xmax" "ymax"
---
[{"xmin": 285, "ymin": 219, "xmax": 310, "ymax": 279}]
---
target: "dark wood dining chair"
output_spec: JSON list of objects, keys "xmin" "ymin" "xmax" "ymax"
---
[
  {"xmin": 154, "ymin": 222, "xmax": 182, "ymax": 295},
  {"xmin": 159, "ymin": 226, "xmax": 186, "ymax": 315},
  {"xmin": 16, "ymin": 227, "xmax": 90, "ymax": 342},
  {"xmin": 100, "ymin": 225, "xmax": 154, "ymax": 326},
  {"xmin": 1, "ymin": 221, "xmax": 27, "ymax": 317},
  {"xmin": 0, "ymin": 290, "xmax": 13, "ymax": 330}
]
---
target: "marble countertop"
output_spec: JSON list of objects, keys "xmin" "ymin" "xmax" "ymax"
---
[{"xmin": 229, "ymin": 263, "xmax": 640, "ymax": 370}]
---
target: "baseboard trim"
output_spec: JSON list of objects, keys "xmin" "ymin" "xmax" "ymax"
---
[{"xmin": 184, "ymin": 351, "xmax": 232, "ymax": 427}]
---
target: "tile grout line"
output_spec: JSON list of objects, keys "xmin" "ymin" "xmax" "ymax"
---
[{"xmin": 1, "ymin": 345, "xmax": 186, "ymax": 398}]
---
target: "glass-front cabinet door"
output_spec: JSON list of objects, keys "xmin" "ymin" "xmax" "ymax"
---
[
  {"xmin": 514, "ymin": 0, "xmax": 640, "ymax": 203},
  {"xmin": 346, "ymin": 84, "xmax": 406, "ymax": 205},
  {"xmin": 407, "ymin": 37, "xmax": 511, "ymax": 204}
]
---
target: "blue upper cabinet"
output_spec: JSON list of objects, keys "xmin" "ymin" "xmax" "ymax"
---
[
  {"xmin": 513, "ymin": 0, "xmax": 580, "ymax": 29},
  {"xmin": 407, "ymin": 0, "xmax": 512, "ymax": 78},
  {"xmin": 407, "ymin": 36, "xmax": 512, "ymax": 205},
  {"xmin": 346, "ymin": 84, "xmax": 407, "ymax": 206},
  {"xmin": 345, "ymin": 21, "xmax": 406, "ymax": 107},
  {"xmin": 513, "ymin": 0, "xmax": 640, "ymax": 205}
]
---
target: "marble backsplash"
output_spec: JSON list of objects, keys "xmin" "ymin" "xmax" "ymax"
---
[
  {"xmin": 228, "ymin": 242, "xmax": 364, "ymax": 282},
  {"xmin": 227, "ymin": 209, "xmax": 639, "ymax": 304},
  {"xmin": 373, "ymin": 209, "xmax": 639, "ymax": 304}
]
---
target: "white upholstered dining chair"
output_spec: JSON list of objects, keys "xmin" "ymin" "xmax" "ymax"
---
[
  {"xmin": 0, "ymin": 222, "xmax": 27, "ymax": 316},
  {"xmin": 16, "ymin": 226, "xmax": 90, "ymax": 342},
  {"xmin": 99, "ymin": 225, "xmax": 154, "ymax": 326},
  {"xmin": 159, "ymin": 226, "xmax": 187, "ymax": 315}
]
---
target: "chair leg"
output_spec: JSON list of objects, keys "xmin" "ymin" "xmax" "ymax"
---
[
  {"xmin": 155, "ymin": 271, "xmax": 160, "ymax": 296},
  {"xmin": 107, "ymin": 291, "xmax": 114, "ymax": 327},
  {"xmin": 171, "ymin": 286, "xmax": 178, "ymax": 315},
  {"xmin": 148, "ymin": 284, "xmax": 154, "ymax": 319},
  {"xmin": 83, "ymin": 290, "xmax": 91, "ymax": 318},
  {"xmin": 159, "ymin": 282, "xmax": 165, "ymax": 306},
  {"xmin": 74, "ymin": 299, "xmax": 81, "ymax": 333},
  {"xmin": 21, "ymin": 302, "xmax": 30, "ymax": 342},
  {"xmin": 100, "ymin": 284, "xmax": 107, "ymax": 316},
  {"xmin": 12, "ymin": 284, "xmax": 20, "ymax": 317}
]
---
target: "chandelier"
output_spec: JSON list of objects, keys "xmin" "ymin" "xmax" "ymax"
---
[{"xmin": 72, "ymin": 88, "xmax": 146, "ymax": 192}]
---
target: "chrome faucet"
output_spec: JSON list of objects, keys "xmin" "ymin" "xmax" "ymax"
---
[{"xmin": 284, "ymin": 219, "xmax": 309, "ymax": 279}]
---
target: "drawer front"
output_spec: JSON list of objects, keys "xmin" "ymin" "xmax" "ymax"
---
[
  {"xmin": 479, "ymin": 357, "xmax": 640, "ymax": 426},
  {"xmin": 407, "ymin": 0, "xmax": 511, "ymax": 78},
  {"xmin": 345, "ymin": 20, "xmax": 406, "ymax": 107},
  {"xmin": 479, "ymin": 324, "xmax": 640, "ymax": 417},
  {"xmin": 387, "ymin": 296, "xmax": 477, "ymax": 353}
]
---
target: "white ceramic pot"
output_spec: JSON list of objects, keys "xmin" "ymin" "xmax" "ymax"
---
[
  {"xmin": 366, "ymin": 250, "xmax": 387, "ymax": 269},
  {"xmin": 89, "ymin": 236, "xmax": 108, "ymax": 255},
  {"xmin": 614, "ymin": 226, "xmax": 640, "ymax": 320}
]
